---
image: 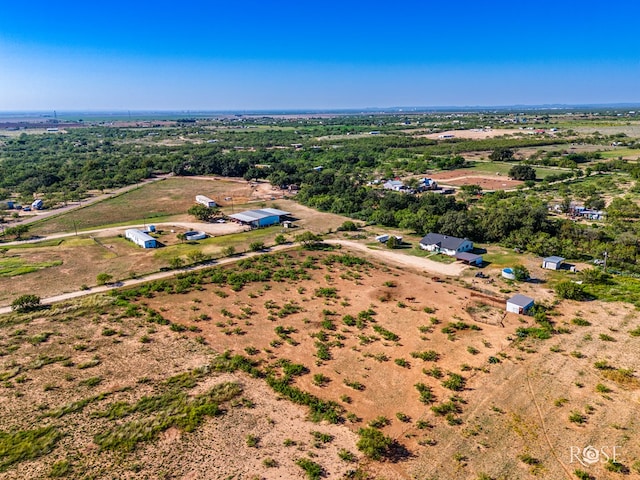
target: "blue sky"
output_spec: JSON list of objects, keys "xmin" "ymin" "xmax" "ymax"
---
[{"xmin": 1, "ymin": 0, "xmax": 639, "ymax": 110}]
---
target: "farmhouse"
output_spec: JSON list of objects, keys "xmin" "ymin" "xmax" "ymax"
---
[
  {"xmin": 195, "ymin": 195, "xmax": 217, "ymax": 208},
  {"xmin": 228, "ymin": 208, "xmax": 290, "ymax": 228},
  {"xmin": 506, "ymin": 294, "xmax": 534, "ymax": 314},
  {"xmin": 542, "ymin": 256, "xmax": 565, "ymax": 270},
  {"xmin": 419, "ymin": 233, "xmax": 473, "ymax": 256},
  {"xmin": 125, "ymin": 229, "xmax": 158, "ymax": 249}
]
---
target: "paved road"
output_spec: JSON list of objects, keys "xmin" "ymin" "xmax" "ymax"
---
[{"xmin": 0, "ymin": 240, "xmax": 466, "ymax": 315}]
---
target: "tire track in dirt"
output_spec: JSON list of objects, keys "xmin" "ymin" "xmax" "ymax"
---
[{"xmin": 526, "ymin": 368, "xmax": 573, "ymax": 480}]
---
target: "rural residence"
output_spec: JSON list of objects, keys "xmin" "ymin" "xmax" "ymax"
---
[{"xmin": 419, "ymin": 233, "xmax": 473, "ymax": 256}]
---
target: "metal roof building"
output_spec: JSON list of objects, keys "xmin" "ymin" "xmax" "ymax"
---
[
  {"xmin": 228, "ymin": 208, "xmax": 290, "ymax": 228},
  {"xmin": 455, "ymin": 251, "xmax": 483, "ymax": 266},
  {"xmin": 196, "ymin": 195, "xmax": 217, "ymax": 208},
  {"xmin": 506, "ymin": 294, "xmax": 535, "ymax": 314},
  {"xmin": 419, "ymin": 233, "xmax": 474, "ymax": 256},
  {"xmin": 542, "ymin": 256, "xmax": 565, "ymax": 270},
  {"xmin": 125, "ymin": 229, "xmax": 158, "ymax": 249}
]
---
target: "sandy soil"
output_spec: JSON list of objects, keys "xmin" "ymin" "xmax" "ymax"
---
[{"xmin": 1, "ymin": 249, "xmax": 639, "ymax": 479}]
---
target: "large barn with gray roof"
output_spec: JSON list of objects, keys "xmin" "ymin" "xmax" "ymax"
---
[{"xmin": 228, "ymin": 208, "xmax": 290, "ymax": 228}]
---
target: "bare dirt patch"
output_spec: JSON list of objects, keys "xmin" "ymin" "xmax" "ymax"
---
[
  {"xmin": 416, "ymin": 129, "xmax": 526, "ymax": 140},
  {"xmin": 428, "ymin": 169, "xmax": 523, "ymax": 190},
  {"xmin": 2, "ymin": 250, "xmax": 640, "ymax": 479}
]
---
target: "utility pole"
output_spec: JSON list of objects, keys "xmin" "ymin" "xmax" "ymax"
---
[
  {"xmin": 603, "ymin": 251, "xmax": 608, "ymax": 271},
  {"xmin": 72, "ymin": 220, "xmax": 78, "ymax": 236}
]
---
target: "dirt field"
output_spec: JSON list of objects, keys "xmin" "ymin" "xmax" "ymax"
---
[
  {"xmin": 417, "ymin": 129, "xmax": 526, "ymax": 140},
  {"xmin": 428, "ymin": 169, "xmax": 523, "ymax": 190},
  {"xmin": 0, "ymin": 296, "xmax": 359, "ymax": 479},
  {"xmin": 1, "ymin": 250, "xmax": 639, "ymax": 478}
]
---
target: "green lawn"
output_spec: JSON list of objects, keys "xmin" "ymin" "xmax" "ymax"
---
[{"xmin": 481, "ymin": 247, "xmax": 529, "ymax": 268}]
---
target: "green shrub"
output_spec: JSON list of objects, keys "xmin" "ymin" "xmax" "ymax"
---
[
  {"xmin": 263, "ymin": 457, "xmax": 278, "ymax": 468},
  {"xmin": 555, "ymin": 281, "xmax": 586, "ymax": 300},
  {"xmin": 368, "ymin": 416, "xmax": 390, "ymax": 428},
  {"xmin": 10, "ymin": 294, "xmax": 41, "ymax": 313},
  {"xmin": 411, "ymin": 350, "xmax": 439, "ymax": 361},
  {"xmin": 569, "ymin": 411, "xmax": 586, "ymax": 424},
  {"xmin": 296, "ymin": 458, "xmax": 324, "ymax": 480},
  {"xmin": 338, "ymin": 448, "xmax": 356, "ymax": 462},
  {"xmin": 356, "ymin": 427, "xmax": 392, "ymax": 460},
  {"xmin": 394, "ymin": 358, "xmax": 409, "ymax": 368},
  {"xmin": 372, "ymin": 325, "xmax": 399, "ymax": 341},
  {"xmin": 442, "ymin": 373, "xmax": 466, "ymax": 391},
  {"xmin": 48, "ymin": 459, "xmax": 72, "ymax": 477},
  {"xmin": 312, "ymin": 373, "xmax": 330, "ymax": 387},
  {"xmin": 246, "ymin": 434, "xmax": 259, "ymax": 447},
  {"xmin": 571, "ymin": 317, "xmax": 591, "ymax": 326}
]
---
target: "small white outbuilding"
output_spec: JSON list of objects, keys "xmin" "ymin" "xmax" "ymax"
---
[{"xmin": 506, "ymin": 294, "xmax": 534, "ymax": 314}]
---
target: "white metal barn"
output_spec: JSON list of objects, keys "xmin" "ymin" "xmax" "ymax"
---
[
  {"xmin": 196, "ymin": 195, "xmax": 217, "ymax": 208},
  {"xmin": 125, "ymin": 229, "xmax": 158, "ymax": 249}
]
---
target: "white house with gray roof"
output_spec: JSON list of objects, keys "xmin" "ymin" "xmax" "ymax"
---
[{"xmin": 419, "ymin": 233, "xmax": 473, "ymax": 256}]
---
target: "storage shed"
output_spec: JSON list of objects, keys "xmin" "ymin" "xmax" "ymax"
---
[
  {"xmin": 125, "ymin": 229, "xmax": 158, "ymax": 249},
  {"xmin": 542, "ymin": 256, "xmax": 565, "ymax": 270},
  {"xmin": 506, "ymin": 294, "xmax": 534, "ymax": 314}
]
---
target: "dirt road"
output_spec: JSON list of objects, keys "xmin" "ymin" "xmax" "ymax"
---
[{"xmin": 327, "ymin": 240, "xmax": 466, "ymax": 276}]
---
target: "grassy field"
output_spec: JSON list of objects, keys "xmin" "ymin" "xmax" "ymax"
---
[
  {"xmin": 28, "ymin": 177, "xmax": 252, "ymax": 236},
  {"xmin": 152, "ymin": 226, "xmax": 284, "ymax": 261},
  {"xmin": 467, "ymin": 161, "xmax": 566, "ymax": 179},
  {"xmin": 598, "ymin": 148, "xmax": 640, "ymax": 159},
  {"xmin": 480, "ymin": 246, "xmax": 528, "ymax": 268},
  {"xmin": 0, "ymin": 256, "xmax": 62, "ymax": 277}
]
